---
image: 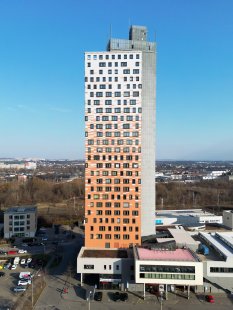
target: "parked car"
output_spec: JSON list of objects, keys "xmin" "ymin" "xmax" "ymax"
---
[
  {"xmin": 0, "ymin": 272, "xmax": 5, "ymax": 277},
  {"xmin": 120, "ymin": 292, "xmax": 128, "ymax": 301},
  {"xmin": 19, "ymin": 272, "xmax": 31, "ymax": 279},
  {"xmin": 113, "ymin": 292, "xmax": 128, "ymax": 302},
  {"xmin": 94, "ymin": 291, "xmax": 103, "ymax": 301},
  {"xmin": 113, "ymin": 292, "xmax": 121, "ymax": 301},
  {"xmin": 0, "ymin": 265, "xmax": 3, "ymax": 270},
  {"xmin": 18, "ymin": 249, "xmax": 27, "ymax": 254},
  {"xmin": 5, "ymin": 263, "xmax": 11, "ymax": 269},
  {"xmin": 13, "ymin": 286, "xmax": 27, "ymax": 292},
  {"xmin": 21, "ymin": 243, "xmax": 28, "ymax": 247},
  {"xmin": 26, "ymin": 258, "xmax": 32, "ymax": 264},
  {"xmin": 206, "ymin": 295, "xmax": 215, "ymax": 303},
  {"xmin": 10, "ymin": 264, "xmax": 17, "ymax": 270},
  {"xmin": 18, "ymin": 279, "xmax": 31, "ymax": 286},
  {"xmin": 7, "ymin": 250, "xmax": 17, "ymax": 255},
  {"xmin": 20, "ymin": 259, "xmax": 26, "ymax": 265}
]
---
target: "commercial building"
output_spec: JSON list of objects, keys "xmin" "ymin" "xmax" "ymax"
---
[
  {"xmin": 77, "ymin": 247, "xmax": 134, "ymax": 290},
  {"xmin": 4, "ymin": 206, "xmax": 37, "ymax": 239},
  {"xmin": 77, "ymin": 243, "xmax": 203, "ymax": 293},
  {"xmin": 84, "ymin": 25, "xmax": 156, "ymax": 248},
  {"xmin": 134, "ymin": 246, "xmax": 203, "ymax": 296}
]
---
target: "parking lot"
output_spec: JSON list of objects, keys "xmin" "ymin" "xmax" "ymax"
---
[
  {"xmin": 0, "ymin": 252, "xmax": 47, "ymax": 308},
  {"xmin": 0, "ymin": 262, "xmax": 32, "ymax": 307}
]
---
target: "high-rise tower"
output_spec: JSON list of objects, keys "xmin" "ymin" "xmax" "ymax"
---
[{"xmin": 84, "ymin": 26, "xmax": 156, "ymax": 248}]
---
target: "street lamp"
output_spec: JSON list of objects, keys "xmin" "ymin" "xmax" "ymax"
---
[
  {"xmin": 160, "ymin": 291, "xmax": 163, "ymax": 310},
  {"xmin": 87, "ymin": 290, "xmax": 92, "ymax": 310},
  {"xmin": 31, "ymin": 275, "xmax": 34, "ymax": 308}
]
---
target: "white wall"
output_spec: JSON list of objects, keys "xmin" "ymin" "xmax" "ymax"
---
[{"xmin": 77, "ymin": 256, "xmax": 123, "ymax": 275}]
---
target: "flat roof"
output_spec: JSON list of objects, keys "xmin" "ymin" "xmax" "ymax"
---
[
  {"xmin": 5, "ymin": 205, "xmax": 37, "ymax": 214},
  {"xmin": 168, "ymin": 228, "xmax": 199, "ymax": 246},
  {"xmin": 82, "ymin": 249, "xmax": 128, "ymax": 259},
  {"xmin": 156, "ymin": 209, "xmax": 215, "ymax": 218},
  {"xmin": 136, "ymin": 247, "xmax": 197, "ymax": 262},
  {"xmin": 200, "ymin": 232, "xmax": 233, "ymax": 261}
]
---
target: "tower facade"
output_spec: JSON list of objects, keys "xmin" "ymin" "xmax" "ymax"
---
[{"xmin": 84, "ymin": 26, "xmax": 156, "ymax": 248}]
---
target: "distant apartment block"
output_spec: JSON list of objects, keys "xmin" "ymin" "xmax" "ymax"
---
[
  {"xmin": 0, "ymin": 161, "xmax": 37, "ymax": 170},
  {"xmin": 4, "ymin": 206, "xmax": 37, "ymax": 239},
  {"xmin": 84, "ymin": 25, "xmax": 156, "ymax": 248}
]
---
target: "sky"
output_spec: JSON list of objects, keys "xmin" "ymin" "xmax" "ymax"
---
[{"xmin": 0, "ymin": 0, "xmax": 233, "ymax": 160}]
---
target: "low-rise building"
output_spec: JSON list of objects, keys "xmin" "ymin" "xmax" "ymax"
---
[
  {"xmin": 77, "ymin": 243, "xmax": 203, "ymax": 296},
  {"xmin": 199, "ymin": 231, "xmax": 233, "ymax": 293},
  {"xmin": 156, "ymin": 209, "xmax": 222, "ymax": 229},
  {"xmin": 77, "ymin": 247, "xmax": 134, "ymax": 290},
  {"xmin": 4, "ymin": 206, "xmax": 37, "ymax": 239},
  {"xmin": 134, "ymin": 246, "xmax": 203, "ymax": 296}
]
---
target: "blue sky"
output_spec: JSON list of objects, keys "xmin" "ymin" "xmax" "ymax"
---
[{"xmin": 0, "ymin": 0, "xmax": 233, "ymax": 160}]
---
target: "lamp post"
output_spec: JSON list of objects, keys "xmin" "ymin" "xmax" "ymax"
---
[
  {"xmin": 88, "ymin": 290, "xmax": 92, "ymax": 310},
  {"xmin": 31, "ymin": 275, "xmax": 34, "ymax": 308},
  {"xmin": 160, "ymin": 291, "xmax": 163, "ymax": 310}
]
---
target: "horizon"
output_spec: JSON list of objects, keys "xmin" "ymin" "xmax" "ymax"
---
[
  {"xmin": 1, "ymin": 0, "xmax": 233, "ymax": 160},
  {"xmin": 1, "ymin": 157, "xmax": 233, "ymax": 163}
]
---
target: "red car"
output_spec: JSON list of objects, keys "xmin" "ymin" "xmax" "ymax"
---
[{"xmin": 206, "ymin": 295, "xmax": 215, "ymax": 303}]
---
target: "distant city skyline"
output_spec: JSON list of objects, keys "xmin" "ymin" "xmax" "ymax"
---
[{"xmin": 0, "ymin": 0, "xmax": 233, "ymax": 160}]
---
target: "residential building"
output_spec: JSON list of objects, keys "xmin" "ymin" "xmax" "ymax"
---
[
  {"xmin": 4, "ymin": 206, "xmax": 37, "ymax": 239},
  {"xmin": 84, "ymin": 25, "xmax": 156, "ymax": 248}
]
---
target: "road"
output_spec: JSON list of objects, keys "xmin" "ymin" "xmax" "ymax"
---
[{"xmin": 34, "ymin": 231, "xmax": 83, "ymax": 310}]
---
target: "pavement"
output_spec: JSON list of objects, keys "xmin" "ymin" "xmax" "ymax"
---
[{"xmin": 35, "ymin": 285, "xmax": 233, "ymax": 310}]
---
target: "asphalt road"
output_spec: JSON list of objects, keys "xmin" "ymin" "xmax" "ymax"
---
[{"xmin": 34, "ymin": 231, "xmax": 83, "ymax": 310}]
